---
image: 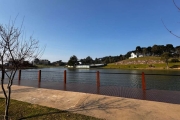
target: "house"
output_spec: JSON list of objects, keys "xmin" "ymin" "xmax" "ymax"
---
[
  {"xmin": 129, "ymin": 52, "xmax": 144, "ymax": 59},
  {"xmin": 139, "ymin": 54, "xmax": 143, "ymax": 57},
  {"xmin": 129, "ymin": 52, "xmax": 137, "ymax": 59}
]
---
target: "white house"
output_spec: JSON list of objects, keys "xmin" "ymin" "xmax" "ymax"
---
[
  {"xmin": 129, "ymin": 52, "xmax": 144, "ymax": 59},
  {"xmin": 129, "ymin": 52, "xmax": 137, "ymax": 59}
]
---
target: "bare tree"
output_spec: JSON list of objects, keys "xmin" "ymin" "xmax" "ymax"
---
[
  {"xmin": 162, "ymin": 0, "xmax": 180, "ymax": 38},
  {"xmin": 0, "ymin": 19, "xmax": 43, "ymax": 120}
]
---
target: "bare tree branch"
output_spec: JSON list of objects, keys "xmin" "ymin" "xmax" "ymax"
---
[
  {"xmin": 0, "ymin": 18, "xmax": 44, "ymax": 120},
  {"xmin": 173, "ymin": 0, "xmax": 180, "ymax": 11},
  {"xmin": 161, "ymin": 19, "xmax": 180, "ymax": 38}
]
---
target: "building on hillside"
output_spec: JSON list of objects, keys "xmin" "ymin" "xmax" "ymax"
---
[
  {"xmin": 129, "ymin": 52, "xmax": 137, "ymax": 59},
  {"xmin": 129, "ymin": 52, "xmax": 144, "ymax": 59}
]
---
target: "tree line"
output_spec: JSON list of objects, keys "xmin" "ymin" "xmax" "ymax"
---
[{"xmin": 67, "ymin": 44, "xmax": 180, "ymax": 66}]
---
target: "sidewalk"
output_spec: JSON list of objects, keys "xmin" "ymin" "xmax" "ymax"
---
[{"xmin": 0, "ymin": 85, "xmax": 180, "ymax": 120}]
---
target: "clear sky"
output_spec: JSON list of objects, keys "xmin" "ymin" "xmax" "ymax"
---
[{"xmin": 0, "ymin": 0, "xmax": 180, "ymax": 62}]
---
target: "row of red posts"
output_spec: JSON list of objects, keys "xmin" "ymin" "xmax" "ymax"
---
[{"xmin": 18, "ymin": 70, "xmax": 146, "ymax": 91}]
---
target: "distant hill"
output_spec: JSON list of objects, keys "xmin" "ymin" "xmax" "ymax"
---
[{"xmin": 104, "ymin": 56, "xmax": 180, "ymax": 69}]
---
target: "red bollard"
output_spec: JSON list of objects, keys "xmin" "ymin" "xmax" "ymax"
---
[
  {"xmin": 64, "ymin": 70, "xmax": 66, "ymax": 84},
  {"xmin": 18, "ymin": 69, "xmax": 21, "ymax": 81},
  {"xmin": 96, "ymin": 71, "xmax": 100, "ymax": 87},
  {"xmin": 38, "ymin": 70, "xmax": 41, "ymax": 83},
  {"xmin": 142, "ymin": 72, "xmax": 146, "ymax": 90}
]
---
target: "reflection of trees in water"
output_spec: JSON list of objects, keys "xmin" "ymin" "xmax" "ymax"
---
[
  {"xmin": 146, "ymin": 75, "xmax": 180, "ymax": 91},
  {"xmin": 12, "ymin": 68, "xmax": 180, "ymax": 91}
]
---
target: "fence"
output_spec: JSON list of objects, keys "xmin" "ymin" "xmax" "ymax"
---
[{"xmin": 14, "ymin": 69, "xmax": 180, "ymax": 91}]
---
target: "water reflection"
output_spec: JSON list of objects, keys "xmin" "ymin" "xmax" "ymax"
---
[{"xmin": 8, "ymin": 68, "xmax": 180, "ymax": 91}]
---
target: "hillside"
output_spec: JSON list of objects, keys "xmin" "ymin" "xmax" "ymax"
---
[
  {"xmin": 116, "ymin": 57, "xmax": 163, "ymax": 65},
  {"xmin": 104, "ymin": 57, "xmax": 180, "ymax": 70}
]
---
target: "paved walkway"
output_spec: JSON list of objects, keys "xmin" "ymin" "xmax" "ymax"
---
[
  {"xmin": 12, "ymin": 80, "xmax": 180, "ymax": 104},
  {"xmin": 1, "ymin": 85, "xmax": 180, "ymax": 120}
]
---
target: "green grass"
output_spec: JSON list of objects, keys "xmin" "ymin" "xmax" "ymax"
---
[
  {"xmin": 35, "ymin": 65, "xmax": 63, "ymax": 68},
  {"xmin": 104, "ymin": 57, "xmax": 180, "ymax": 70},
  {"xmin": 118, "ymin": 56, "xmax": 161, "ymax": 62},
  {"xmin": 0, "ymin": 98, "xmax": 101, "ymax": 120}
]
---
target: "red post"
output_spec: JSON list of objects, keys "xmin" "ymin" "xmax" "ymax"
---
[
  {"xmin": 142, "ymin": 72, "xmax": 146, "ymax": 90},
  {"xmin": 64, "ymin": 70, "xmax": 66, "ymax": 84},
  {"xmin": 18, "ymin": 69, "xmax": 21, "ymax": 81},
  {"xmin": 96, "ymin": 71, "xmax": 100, "ymax": 87},
  {"xmin": 38, "ymin": 70, "xmax": 41, "ymax": 83}
]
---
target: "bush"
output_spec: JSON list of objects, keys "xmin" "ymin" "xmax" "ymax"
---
[{"xmin": 170, "ymin": 58, "xmax": 179, "ymax": 63}]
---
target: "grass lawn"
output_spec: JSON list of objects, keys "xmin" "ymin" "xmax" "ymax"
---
[
  {"xmin": 104, "ymin": 57, "xmax": 180, "ymax": 70},
  {"xmin": 0, "ymin": 98, "xmax": 101, "ymax": 120}
]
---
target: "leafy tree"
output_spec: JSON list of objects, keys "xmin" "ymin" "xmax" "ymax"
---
[
  {"xmin": 175, "ymin": 46, "xmax": 180, "ymax": 58},
  {"xmin": 142, "ymin": 47, "xmax": 147, "ymax": 56},
  {"xmin": 94, "ymin": 58, "xmax": 101, "ymax": 64},
  {"xmin": 125, "ymin": 51, "xmax": 132, "ymax": 59},
  {"xmin": 34, "ymin": 58, "xmax": 40, "ymax": 64},
  {"xmin": 79, "ymin": 58, "xmax": 85, "ymax": 64},
  {"xmin": 136, "ymin": 46, "xmax": 142, "ymax": 57},
  {"xmin": 151, "ymin": 45, "xmax": 164, "ymax": 56},
  {"xmin": 165, "ymin": 44, "xmax": 174, "ymax": 53},
  {"xmin": 85, "ymin": 56, "xmax": 93, "ymax": 64},
  {"xmin": 0, "ymin": 20, "xmax": 42, "ymax": 120},
  {"xmin": 161, "ymin": 52, "xmax": 172, "ymax": 69},
  {"xmin": 67, "ymin": 55, "xmax": 78, "ymax": 66},
  {"xmin": 146, "ymin": 46, "xmax": 152, "ymax": 56},
  {"xmin": 119, "ymin": 54, "xmax": 124, "ymax": 61}
]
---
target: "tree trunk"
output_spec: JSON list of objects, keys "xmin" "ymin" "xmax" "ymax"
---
[
  {"xmin": 4, "ymin": 85, "xmax": 11, "ymax": 120},
  {"xmin": 166, "ymin": 61, "xmax": 169, "ymax": 69},
  {"xmin": 1, "ymin": 69, "xmax": 8, "ymax": 120}
]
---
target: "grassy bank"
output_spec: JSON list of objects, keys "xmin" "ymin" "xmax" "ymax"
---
[
  {"xmin": 0, "ymin": 98, "xmax": 101, "ymax": 120},
  {"xmin": 35, "ymin": 65, "xmax": 64, "ymax": 68},
  {"xmin": 104, "ymin": 63, "xmax": 180, "ymax": 69},
  {"xmin": 104, "ymin": 57, "xmax": 180, "ymax": 70}
]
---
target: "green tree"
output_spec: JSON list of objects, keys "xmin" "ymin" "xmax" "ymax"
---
[
  {"xmin": 85, "ymin": 56, "xmax": 93, "ymax": 64},
  {"xmin": 124, "ymin": 51, "xmax": 132, "ymax": 59},
  {"xmin": 119, "ymin": 54, "xmax": 124, "ymax": 61},
  {"xmin": 67, "ymin": 55, "xmax": 78, "ymax": 66},
  {"xmin": 151, "ymin": 45, "xmax": 164, "ymax": 56},
  {"xmin": 161, "ymin": 52, "xmax": 171, "ymax": 69},
  {"xmin": 146, "ymin": 46, "xmax": 152, "ymax": 56},
  {"xmin": 94, "ymin": 58, "xmax": 101, "ymax": 64},
  {"xmin": 165, "ymin": 44, "xmax": 174, "ymax": 53},
  {"xmin": 136, "ymin": 46, "xmax": 142, "ymax": 57},
  {"xmin": 175, "ymin": 46, "xmax": 180, "ymax": 58},
  {"xmin": 33, "ymin": 58, "xmax": 40, "ymax": 64},
  {"xmin": 142, "ymin": 47, "xmax": 147, "ymax": 56}
]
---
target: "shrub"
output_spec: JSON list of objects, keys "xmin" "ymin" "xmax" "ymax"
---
[{"xmin": 170, "ymin": 58, "xmax": 179, "ymax": 63}]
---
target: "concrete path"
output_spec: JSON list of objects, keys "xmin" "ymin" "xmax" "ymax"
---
[{"xmin": 0, "ymin": 85, "xmax": 180, "ymax": 120}]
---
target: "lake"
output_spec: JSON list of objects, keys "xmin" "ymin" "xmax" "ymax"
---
[{"xmin": 9, "ymin": 67, "xmax": 180, "ymax": 91}]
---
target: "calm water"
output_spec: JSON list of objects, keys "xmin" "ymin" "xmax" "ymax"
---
[{"xmin": 7, "ymin": 67, "xmax": 180, "ymax": 91}]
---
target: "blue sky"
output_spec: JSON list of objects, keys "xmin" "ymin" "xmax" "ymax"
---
[{"xmin": 0, "ymin": 0, "xmax": 180, "ymax": 62}]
